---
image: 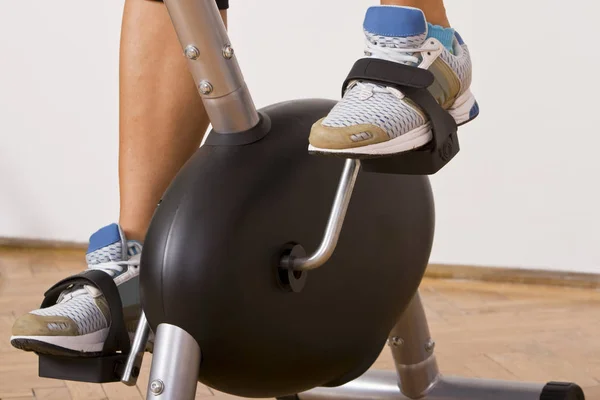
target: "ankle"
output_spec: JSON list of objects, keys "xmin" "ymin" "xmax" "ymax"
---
[
  {"xmin": 118, "ymin": 222, "xmax": 148, "ymax": 243},
  {"xmin": 378, "ymin": 1, "xmax": 451, "ymax": 27},
  {"xmin": 426, "ymin": 9, "xmax": 451, "ymax": 28}
]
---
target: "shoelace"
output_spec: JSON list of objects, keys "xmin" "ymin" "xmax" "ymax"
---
[
  {"xmin": 350, "ymin": 39, "xmax": 440, "ymax": 99},
  {"xmin": 364, "ymin": 38, "xmax": 438, "ymax": 65},
  {"xmin": 57, "ymin": 259, "xmax": 140, "ymax": 304}
]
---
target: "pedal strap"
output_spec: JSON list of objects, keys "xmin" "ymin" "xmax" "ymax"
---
[
  {"xmin": 342, "ymin": 58, "xmax": 457, "ymax": 152},
  {"xmin": 41, "ymin": 270, "xmax": 131, "ymax": 355},
  {"xmin": 342, "ymin": 58, "xmax": 434, "ymax": 91}
]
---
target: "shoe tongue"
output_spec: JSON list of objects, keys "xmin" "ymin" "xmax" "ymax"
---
[
  {"xmin": 86, "ymin": 223, "xmax": 130, "ymax": 265},
  {"xmin": 363, "ymin": 6, "xmax": 428, "ymax": 49}
]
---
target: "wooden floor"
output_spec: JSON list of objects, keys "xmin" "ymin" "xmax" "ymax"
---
[{"xmin": 0, "ymin": 247, "xmax": 599, "ymax": 400}]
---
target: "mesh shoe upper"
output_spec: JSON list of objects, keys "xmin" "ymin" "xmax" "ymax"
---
[
  {"xmin": 30, "ymin": 291, "xmax": 109, "ymax": 335},
  {"xmin": 312, "ymin": 6, "xmax": 473, "ymax": 150},
  {"xmin": 320, "ymin": 81, "xmax": 425, "ymax": 140}
]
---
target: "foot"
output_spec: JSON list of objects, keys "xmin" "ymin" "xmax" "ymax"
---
[
  {"xmin": 309, "ymin": 6, "xmax": 479, "ymax": 158},
  {"xmin": 10, "ymin": 224, "xmax": 147, "ymax": 356}
]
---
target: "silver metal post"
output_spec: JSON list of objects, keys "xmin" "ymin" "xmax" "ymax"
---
[
  {"xmin": 299, "ymin": 370, "xmax": 407, "ymax": 400},
  {"xmin": 146, "ymin": 324, "xmax": 201, "ymax": 400},
  {"xmin": 121, "ymin": 312, "xmax": 151, "ymax": 386},
  {"xmin": 164, "ymin": 0, "xmax": 260, "ymax": 133},
  {"xmin": 282, "ymin": 159, "xmax": 361, "ymax": 271},
  {"xmin": 388, "ymin": 292, "xmax": 440, "ymax": 398}
]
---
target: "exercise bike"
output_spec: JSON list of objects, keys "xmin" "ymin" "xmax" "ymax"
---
[{"xmin": 34, "ymin": 1, "xmax": 586, "ymax": 399}]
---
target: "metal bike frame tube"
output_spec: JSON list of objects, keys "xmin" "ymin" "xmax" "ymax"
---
[
  {"xmin": 121, "ymin": 312, "xmax": 151, "ymax": 385},
  {"xmin": 146, "ymin": 324, "xmax": 201, "ymax": 400},
  {"xmin": 283, "ymin": 159, "xmax": 361, "ymax": 271},
  {"xmin": 164, "ymin": 0, "xmax": 260, "ymax": 133},
  {"xmin": 299, "ymin": 370, "xmax": 406, "ymax": 400},
  {"xmin": 388, "ymin": 292, "xmax": 440, "ymax": 398},
  {"xmin": 297, "ymin": 371, "xmax": 546, "ymax": 400}
]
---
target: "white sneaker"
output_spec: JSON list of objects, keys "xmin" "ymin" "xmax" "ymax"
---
[
  {"xmin": 10, "ymin": 223, "xmax": 148, "ymax": 356},
  {"xmin": 309, "ymin": 6, "xmax": 479, "ymax": 158}
]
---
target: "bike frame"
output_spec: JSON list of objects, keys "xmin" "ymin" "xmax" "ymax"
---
[
  {"xmin": 164, "ymin": 0, "xmax": 258, "ymax": 134},
  {"xmin": 124, "ymin": 2, "xmax": 578, "ymax": 399}
]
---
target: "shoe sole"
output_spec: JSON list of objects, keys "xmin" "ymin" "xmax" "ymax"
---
[
  {"xmin": 11, "ymin": 329, "xmax": 108, "ymax": 355},
  {"xmin": 10, "ymin": 337, "xmax": 104, "ymax": 357},
  {"xmin": 308, "ymin": 89, "xmax": 479, "ymax": 159},
  {"xmin": 11, "ymin": 332, "xmax": 154, "ymax": 357}
]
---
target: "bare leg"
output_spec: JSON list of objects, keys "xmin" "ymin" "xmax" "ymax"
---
[
  {"xmin": 118, "ymin": 0, "xmax": 227, "ymax": 241},
  {"xmin": 380, "ymin": 0, "xmax": 450, "ymax": 27}
]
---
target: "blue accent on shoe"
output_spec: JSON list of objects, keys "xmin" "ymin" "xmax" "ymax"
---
[
  {"xmin": 469, "ymin": 101, "xmax": 480, "ymax": 120},
  {"xmin": 127, "ymin": 241, "xmax": 142, "ymax": 256},
  {"xmin": 427, "ymin": 23, "xmax": 455, "ymax": 53},
  {"xmin": 454, "ymin": 31, "xmax": 465, "ymax": 45},
  {"xmin": 363, "ymin": 6, "xmax": 427, "ymax": 37},
  {"xmin": 87, "ymin": 223, "xmax": 121, "ymax": 254}
]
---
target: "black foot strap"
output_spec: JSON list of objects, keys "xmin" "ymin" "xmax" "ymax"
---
[
  {"xmin": 342, "ymin": 58, "xmax": 460, "ymax": 175},
  {"xmin": 41, "ymin": 270, "xmax": 131, "ymax": 355}
]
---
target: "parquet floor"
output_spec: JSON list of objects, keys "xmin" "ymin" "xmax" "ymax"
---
[{"xmin": 0, "ymin": 247, "xmax": 599, "ymax": 399}]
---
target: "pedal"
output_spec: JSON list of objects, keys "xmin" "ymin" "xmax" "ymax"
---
[
  {"xmin": 39, "ymin": 353, "xmax": 130, "ymax": 383},
  {"xmin": 341, "ymin": 58, "xmax": 462, "ymax": 176},
  {"xmin": 361, "ymin": 130, "xmax": 459, "ymax": 175},
  {"xmin": 35, "ymin": 270, "xmax": 133, "ymax": 384}
]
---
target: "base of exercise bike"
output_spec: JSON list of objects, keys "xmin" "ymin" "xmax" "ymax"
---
[
  {"xmin": 38, "ymin": 355, "xmax": 585, "ymax": 400},
  {"xmin": 284, "ymin": 371, "xmax": 585, "ymax": 400},
  {"xmin": 38, "ymin": 353, "xmax": 130, "ymax": 383}
]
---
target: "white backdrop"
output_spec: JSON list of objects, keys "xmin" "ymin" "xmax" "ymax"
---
[{"xmin": 0, "ymin": 0, "xmax": 599, "ymax": 273}]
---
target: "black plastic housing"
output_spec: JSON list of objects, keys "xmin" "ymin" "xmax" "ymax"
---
[{"xmin": 141, "ymin": 99, "xmax": 435, "ymax": 398}]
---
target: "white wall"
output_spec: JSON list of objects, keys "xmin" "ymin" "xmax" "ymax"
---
[{"xmin": 1, "ymin": 0, "xmax": 598, "ymax": 273}]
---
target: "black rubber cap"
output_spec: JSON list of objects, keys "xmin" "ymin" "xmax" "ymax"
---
[
  {"xmin": 541, "ymin": 382, "xmax": 585, "ymax": 400},
  {"xmin": 276, "ymin": 396, "xmax": 299, "ymax": 400}
]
